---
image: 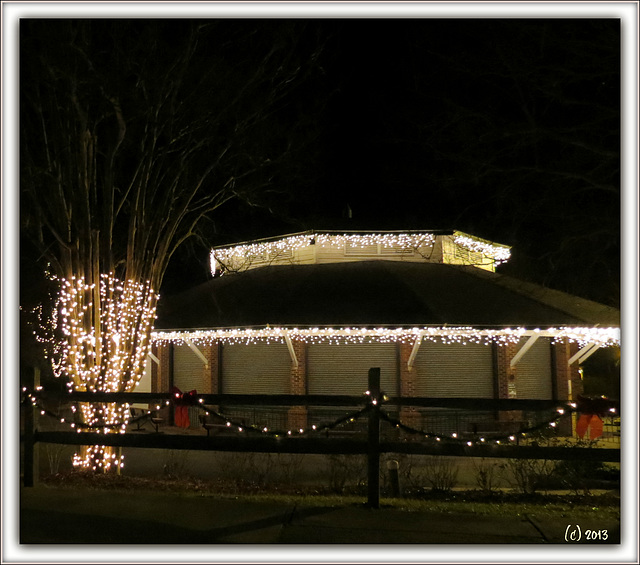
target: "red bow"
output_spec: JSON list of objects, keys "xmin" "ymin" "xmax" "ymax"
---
[
  {"xmin": 170, "ymin": 386, "xmax": 198, "ymax": 428},
  {"xmin": 575, "ymin": 395, "xmax": 617, "ymax": 439}
]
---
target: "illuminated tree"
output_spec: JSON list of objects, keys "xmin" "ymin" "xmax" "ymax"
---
[{"xmin": 21, "ymin": 19, "xmax": 326, "ymax": 471}]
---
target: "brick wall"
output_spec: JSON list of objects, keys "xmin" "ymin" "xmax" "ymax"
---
[
  {"xmin": 495, "ymin": 342, "xmax": 519, "ymax": 399},
  {"xmin": 553, "ymin": 339, "xmax": 582, "ymax": 436},
  {"xmin": 151, "ymin": 343, "xmax": 171, "ymax": 393},
  {"xmin": 398, "ymin": 342, "xmax": 423, "ymax": 435},
  {"xmin": 495, "ymin": 342, "xmax": 521, "ymax": 424},
  {"xmin": 553, "ymin": 339, "xmax": 582, "ymax": 401},
  {"xmin": 290, "ymin": 339, "xmax": 307, "ymax": 395},
  {"xmin": 288, "ymin": 339, "xmax": 308, "ymax": 429},
  {"xmin": 201, "ymin": 343, "xmax": 220, "ymax": 394}
]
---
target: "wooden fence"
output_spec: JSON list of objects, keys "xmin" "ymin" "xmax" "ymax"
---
[{"xmin": 21, "ymin": 369, "xmax": 620, "ymax": 508}]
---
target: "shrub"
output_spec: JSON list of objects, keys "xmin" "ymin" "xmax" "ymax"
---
[
  {"xmin": 422, "ymin": 456, "xmax": 459, "ymax": 492},
  {"xmin": 274, "ymin": 453, "xmax": 306, "ymax": 484},
  {"xmin": 471, "ymin": 458, "xmax": 499, "ymax": 493},
  {"xmin": 213, "ymin": 452, "xmax": 275, "ymax": 486},
  {"xmin": 162, "ymin": 449, "xmax": 192, "ymax": 479},
  {"xmin": 498, "ymin": 458, "xmax": 555, "ymax": 495},
  {"xmin": 43, "ymin": 443, "xmax": 73, "ymax": 476},
  {"xmin": 324, "ymin": 454, "xmax": 366, "ymax": 493}
]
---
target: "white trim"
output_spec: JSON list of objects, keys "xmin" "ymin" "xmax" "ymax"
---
[
  {"xmin": 284, "ymin": 333, "xmax": 299, "ymax": 369},
  {"xmin": 568, "ymin": 342, "xmax": 601, "ymax": 366},
  {"xmin": 185, "ymin": 340, "xmax": 208, "ymax": 367},
  {"xmin": 510, "ymin": 335, "xmax": 540, "ymax": 368},
  {"xmin": 576, "ymin": 344, "xmax": 601, "ymax": 365},
  {"xmin": 147, "ymin": 352, "xmax": 160, "ymax": 366},
  {"xmin": 406, "ymin": 333, "xmax": 423, "ymax": 371}
]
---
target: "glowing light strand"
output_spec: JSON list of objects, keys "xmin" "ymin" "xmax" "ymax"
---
[
  {"xmin": 453, "ymin": 235, "xmax": 511, "ymax": 264},
  {"xmin": 152, "ymin": 326, "xmax": 620, "ymax": 348},
  {"xmin": 199, "ymin": 404, "xmax": 369, "ymax": 438},
  {"xmin": 210, "ymin": 232, "xmax": 437, "ymax": 274},
  {"xmin": 378, "ymin": 408, "xmax": 574, "ymax": 445},
  {"xmin": 23, "ymin": 390, "xmax": 607, "ymax": 447},
  {"xmin": 34, "ymin": 273, "xmax": 158, "ymax": 471}
]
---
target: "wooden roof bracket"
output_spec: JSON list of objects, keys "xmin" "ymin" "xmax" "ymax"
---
[
  {"xmin": 510, "ymin": 334, "xmax": 540, "ymax": 368},
  {"xmin": 407, "ymin": 332, "xmax": 424, "ymax": 371},
  {"xmin": 185, "ymin": 340, "xmax": 209, "ymax": 367},
  {"xmin": 147, "ymin": 351, "xmax": 160, "ymax": 366},
  {"xmin": 568, "ymin": 342, "xmax": 601, "ymax": 366},
  {"xmin": 284, "ymin": 332, "xmax": 299, "ymax": 369}
]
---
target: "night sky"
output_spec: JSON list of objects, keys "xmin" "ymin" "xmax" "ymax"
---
[
  {"xmin": 18, "ymin": 17, "xmax": 621, "ymax": 308},
  {"xmin": 159, "ymin": 19, "xmax": 621, "ymax": 307}
]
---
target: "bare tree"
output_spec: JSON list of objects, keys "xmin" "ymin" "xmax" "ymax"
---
[
  {"xmin": 408, "ymin": 20, "xmax": 621, "ymax": 305},
  {"xmin": 21, "ymin": 19, "xmax": 326, "ymax": 471},
  {"xmin": 321, "ymin": 20, "xmax": 620, "ymax": 306}
]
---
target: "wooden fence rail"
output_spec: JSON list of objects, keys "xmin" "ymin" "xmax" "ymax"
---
[
  {"xmin": 28, "ymin": 390, "xmax": 588, "ymax": 411},
  {"xmin": 21, "ymin": 369, "xmax": 620, "ymax": 508}
]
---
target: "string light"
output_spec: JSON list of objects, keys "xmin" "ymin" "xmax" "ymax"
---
[
  {"xmin": 23, "ymin": 387, "xmax": 591, "ymax": 449},
  {"xmin": 210, "ymin": 232, "xmax": 440, "ymax": 275},
  {"xmin": 377, "ymin": 402, "xmax": 578, "ymax": 445},
  {"xmin": 152, "ymin": 325, "xmax": 619, "ymax": 347},
  {"xmin": 453, "ymin": 234, "xmax": 511, "ymax": 264},
  {"xmin": 32, "ymin": 273, "xmax": 159, "ymax": 471}
]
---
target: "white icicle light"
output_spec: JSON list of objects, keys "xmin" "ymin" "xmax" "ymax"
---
[
  {"xmin": 209, "ymin": 231, "xmax": 437, "ymax": 275},
  {"xmin": 453, "ymin": 234, "xmax": 511, "ymax": 264},
  {"xmin": 152, "ymin": 325, "xmax": 619, "ymax": 348}
]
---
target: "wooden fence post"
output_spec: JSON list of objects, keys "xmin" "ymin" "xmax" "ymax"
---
[
  {"xmin": 24, "ymin": 401, "xmax": 36, "ymax": 487},
  {"xmin": 367, "ymin": 367, "xmax": 381, "ymax": 509}
]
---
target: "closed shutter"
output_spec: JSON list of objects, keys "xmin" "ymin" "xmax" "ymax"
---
[
  {"xmin": 344, "ymin": 242, "xmax": 379, "ymax": 256},
  {"xmin": 515, "ymin": 338, "xmax": 553, "ymax": 399},
  {"xmin": 307, "ymin": 343, "xmax": 398, "ymax": 395},
  {"xmin": 414, "ymin": 342, "xmax": 494, "ymax": 398},
  {"xmin": 173, "ymin": 344, "xmax": 205, "ymax": 392},
  {"xmin": 221, "ymin": 342, "xmax": 291, "ymax": 394},
  {"xmin": 380, "ymin": 245, "xmax": 413, "ymax": 256}
]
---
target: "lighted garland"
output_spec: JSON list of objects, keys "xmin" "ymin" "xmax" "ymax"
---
[
  {"xmin": 171, "ymin": 396, "xmax": 616, "ymax": 446},
  {"xmin": 21, "ymin": 391, "xmax": 159, "ymax": 431},
  {"xmin": 196, "ymin": 401, "xmax": 370, "ymax": 438},
  {"xmin": 21, "ymin": 390, "xmax": 369, "ymax": 439},
  {"xmin": 194, "ymin": 400, "xmax": 596, "ymax": 446},
  {"xmin": 377, "ymin": 406, "xmax": 578, "ymax": 446},
  {"xmin": 23, "ymin": 387, "xmax": 618, "ymax": 449},
  {"xmin": 152, "ymin": 325, "xmax": 620, "ymax": 348}
]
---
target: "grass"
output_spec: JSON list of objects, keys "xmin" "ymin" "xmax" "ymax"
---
[
  {"xmin": 208, "ymin": 491, "xmax": 619, "ymax": 520},
  {"xmin": 38, "ymin": 470, "xmax": 620, "ymax": 521}
]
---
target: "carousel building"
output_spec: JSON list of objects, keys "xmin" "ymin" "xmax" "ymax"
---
[{"xmin": 146, "ymin": 230, "xmax": 620, "ymax": 435}]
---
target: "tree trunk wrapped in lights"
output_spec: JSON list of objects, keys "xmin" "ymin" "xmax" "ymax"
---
[
  {"xmin": 21, "ymin": 20, "xmax": 326, "ymax": 473},
  {"xmin": 48, "ymin": 274, "xmax": 158, "ymax": 471}
]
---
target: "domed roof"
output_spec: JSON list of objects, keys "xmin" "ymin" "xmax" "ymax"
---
[{"xmin": 156, "ymin": 260, "xmax": 619, "ymax": 331}]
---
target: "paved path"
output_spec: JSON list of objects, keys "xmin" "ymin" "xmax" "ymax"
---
[{"xmin": 20, "ymin": 487, "xmax": 620, "ymax": 545}]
